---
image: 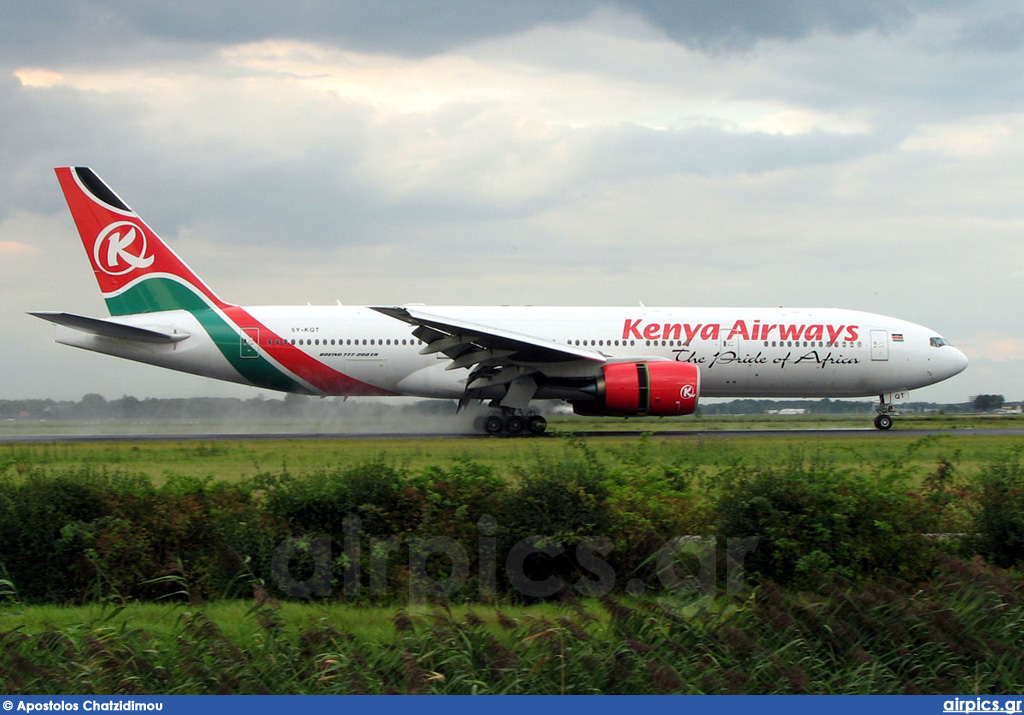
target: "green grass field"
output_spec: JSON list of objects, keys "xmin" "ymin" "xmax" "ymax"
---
[
  {"xmin": 1, "ymin": 416, "xmax": 1019, "ymax": 484},
  {"xmin": 0, "ymin": 598, "xmax": 609, "ymax": 646},
  {"xmin": 3, "ymin": 562, "xmax": 1022, "ymax": 694},
  {"xmin": 1, "ymin": 420, "xmax": 1022, "ymax": 693}
]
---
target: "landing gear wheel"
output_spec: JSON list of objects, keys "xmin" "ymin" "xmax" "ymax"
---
[
  {"xmin": 527, "ymin": 415, "xmax": 547, "ymax": 435},
  {"xmin": 483, "ymin": 415, "xmax": 504, "ymax": 435},
  {"xmin": 505, "ymin": 415, "xmax": 525, "ymax": 434},
  {"xmin": 874, "ymin": 414, "xmax": 893, "ymax": 431}
]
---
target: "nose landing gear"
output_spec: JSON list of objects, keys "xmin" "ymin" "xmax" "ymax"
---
[{"xmin": 873, "ymin": 393, "xmax": 901, "ymax": 430}]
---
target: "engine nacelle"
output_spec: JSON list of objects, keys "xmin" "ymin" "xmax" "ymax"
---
[{"xmin": 572, "ymin": 361, "xmax": 700, "ymax": 417}]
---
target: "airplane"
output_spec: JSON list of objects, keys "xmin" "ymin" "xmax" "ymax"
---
[{"xmin": 31, "ymin": 167, "xmax": 969, "ymax": 434}]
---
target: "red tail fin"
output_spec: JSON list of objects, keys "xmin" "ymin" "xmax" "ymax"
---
[{"xmin": 55, "ymin": 167, "xmax": 230, "ymax": 315}]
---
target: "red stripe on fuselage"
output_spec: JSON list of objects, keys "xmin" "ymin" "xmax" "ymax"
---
[{"xmin": 222, "ymin": 307, "xmax": 396, "ymax": 396}]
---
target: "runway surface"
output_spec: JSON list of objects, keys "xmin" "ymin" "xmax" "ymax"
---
[{"xmin": 3, "ymin": 427, "xmax": 1023, "ymax": 443}]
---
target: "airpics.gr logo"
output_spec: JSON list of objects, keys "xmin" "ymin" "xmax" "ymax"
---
[{"xmin": 93, "ymin": 221, "xmax": 155, "ymax": 276}]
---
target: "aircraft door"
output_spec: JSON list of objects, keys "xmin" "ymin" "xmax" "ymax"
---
[
  {"xmin": 241, "ymin": 327, "xmax": 260, "ymax": 358},
  {"xmin": 870, "ymin": 330, "xmax": 889, "ymax": 361}
]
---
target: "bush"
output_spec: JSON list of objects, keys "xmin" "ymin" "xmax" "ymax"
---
[
  {"xmin": 712, "ymin": 457, "xmax": 935, "ymax": 586},
  {"xmin": 0, "ymin": 467, "xmax": 124, "ymax": 601},
  {"xmin": 971, "ymin": 455, "xmax": 1024, "ymax": 568},
  {"xmin": 0, "ymin": 467, "xmax": 270, "ymax": 603},
  {"xmin": 84, "ymin": 475, "xmax": 273, "ymax": 601},
  {"xmin": 5, "ymin": 444, "xmax": 1021, "ymax": 605},
  {"xmin": 263, "ymin": 455, "xmax": 409, "ymax": 537},
  {"xmin": 601, "ymin": 437, "xmax": 708, "ymax": 576},
  {"xmin": 261, "ymin": 456, "xmax": 513, "ymax": 601},
  {"xmin": 490, "ymin": 440, "xmax": 614, "ymax": 598}
]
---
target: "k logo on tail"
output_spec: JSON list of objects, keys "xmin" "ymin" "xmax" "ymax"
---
[{"xmin": 94, "ymin": 221, "xmax": 154, "ymax": 275}]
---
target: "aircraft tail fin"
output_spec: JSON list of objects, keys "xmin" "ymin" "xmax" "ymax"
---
[{"xmin": 54, "ymin": 167, "xmax": 231, "ymax": 316}]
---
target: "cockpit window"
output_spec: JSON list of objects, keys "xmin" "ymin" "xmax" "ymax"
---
[{"xmin": 930, "ymin": 337, "xmax": 951, "ymax": 348}]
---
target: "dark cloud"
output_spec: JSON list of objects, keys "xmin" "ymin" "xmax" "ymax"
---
[
  {"xmin": 116, "ymin": 0, "xmax": 918, "ymax": 54},
  {"xmin": 0, "ymin": 74, "xmax": 152, "ymax": 219},
  {"xmin": 1, "ymin": 0, "xmax": 924, "ymax": 68},
  {"xmin": 619, "ymin": 0, "xmax": 914, "ymax": 51},
  {"xmin": 957, "ymin": 12, "xmax": 1024, "ymax": 52},
  {"xmin": 0, "ymin": 1, "xmax": 209, "ymax": 66},
  {"xmin": 129, "ymin": 0, "xmax": 586, "ymax": 55},
  {"xmin": 0, "ymin": 1, "xmax": 586, "ymax": 65}
]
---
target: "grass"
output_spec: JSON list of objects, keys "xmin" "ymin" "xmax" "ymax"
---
[
  {"xmin": 0, "ymin": 599, "xmax": 609, "ymax": 645},
  {"xmin": 2, "ymin": 557, "xmax": 1022, "ymax": 694},
  {"xmin": 0, "ymin": 422, "xmax": 1018, "ymax": 484},
  {"xmin": 1, "ymin": 424, "xmax": 1022, "ymax": 693}
]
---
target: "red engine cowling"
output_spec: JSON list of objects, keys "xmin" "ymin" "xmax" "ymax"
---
[{"xmin": 572, "ymin": 361, "xmax": 700, "ymax": 416}]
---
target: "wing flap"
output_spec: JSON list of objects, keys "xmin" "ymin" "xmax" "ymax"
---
[
  {"xmin": 372, "ymin": 306, "xmax": 605, "ymax": 365},
  {"xmin": 29, "ymin": 311, "xmax": 190, "ymax": 344}
]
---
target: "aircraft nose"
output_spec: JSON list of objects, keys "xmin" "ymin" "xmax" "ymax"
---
[
  {"xmin": 943, "ymin": 347, "xmax": 969, "ymax": 378},
  {"xmin": 954, "ymin": 347, "xmax": 969, "ymax": 373}
]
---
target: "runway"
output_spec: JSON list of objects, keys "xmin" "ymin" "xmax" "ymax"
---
[{"xmin": 3, "ymin": 427, "xmax": 1023, "ymax": 443}]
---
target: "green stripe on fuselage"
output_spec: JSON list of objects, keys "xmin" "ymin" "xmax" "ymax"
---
[{"xmin": 105, "ymin": 278, "xmax": 308, "ymax": 394}]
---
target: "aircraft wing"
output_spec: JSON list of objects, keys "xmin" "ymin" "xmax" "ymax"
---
[
  {"xmin": 29, "ymin": 312, "xmax": 190, "ymax": 344},
  {"xmin": 371, "ymin": 306, "xmax": 605, "ymax": 389}
]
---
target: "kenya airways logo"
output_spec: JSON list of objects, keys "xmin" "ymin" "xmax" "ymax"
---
[{"xmin": 93, "ymin": 221, "xmax": 155, "ymax": 276}]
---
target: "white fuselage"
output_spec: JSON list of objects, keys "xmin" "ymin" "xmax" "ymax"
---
[{"xmin": 55, "ymin": 304, "xmax": 969, "ymax": 402}]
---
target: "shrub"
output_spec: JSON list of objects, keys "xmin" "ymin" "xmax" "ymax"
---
[
  {"xmin": 260, "ymin": 457, "xmax": 512, "ymax": 601},
  {"xmin": 0, "ymin": 467, "xmax": 124, "ymax": 602},
  {"xmin": 489, "ymin": 440, "xmax": 614, "ymax": 599},
  {"xmin": 712, "ymin": 457, "xmax": 935, "ymax": 586},
  {"xmin": 0, "ymin": 467, "xmax": 271, "ymax": 603},
  {"xmin": 971, "ymin": 455, "xmax": 1024, "ymax": 568},
  {"xmin": 263, "ymin": 455, "xmax": 408, "ymax": 537},
  {"xmin": 601, "ymin": 439, "xmax": 709, "ymax": 577}
]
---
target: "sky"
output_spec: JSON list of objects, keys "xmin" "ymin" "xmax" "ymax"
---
[{"xmin": 1, "ymin": 1, "xmax": 1021, "ymax": 405}]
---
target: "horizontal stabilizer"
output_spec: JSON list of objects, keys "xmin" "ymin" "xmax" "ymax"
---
[{"xmin": 28, "ymin": 312, "xmax": 190, "ymax": 344}]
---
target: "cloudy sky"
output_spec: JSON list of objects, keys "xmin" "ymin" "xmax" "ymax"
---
[{"xmin": 1, "ymin": 1, "xmax": 1021, "ymax": 404}]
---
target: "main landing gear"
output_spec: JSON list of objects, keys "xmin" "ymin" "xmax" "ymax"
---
[{"xmin": 478, "ymin": 411, "xmax": 547, "ymax": 436}]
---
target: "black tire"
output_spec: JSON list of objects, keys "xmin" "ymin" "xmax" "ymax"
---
[
  {"xmin": 874, "ymin": 414, "xmax": 893, "ymax": 430},
  {"xmin": 505, "ymin": 415, "xmax": 525, "ymax": 434},
  {"xmin": 527, "ymin": 415, "xmax": 547, "ymax": 435},
  {"xmin": 483, "ymin": 415, "xmax": 504, "ymax": 434}
]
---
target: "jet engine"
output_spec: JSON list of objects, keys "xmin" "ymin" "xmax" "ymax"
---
[{"xmin": 572, "ymin": 361, "xmax": 700, "ymax": 417}]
